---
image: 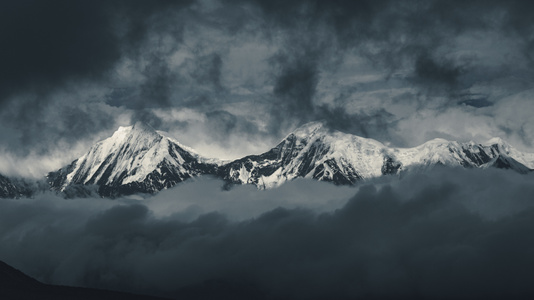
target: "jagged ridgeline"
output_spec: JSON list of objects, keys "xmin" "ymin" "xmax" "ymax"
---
[
  {"xmin": 0, "ymin": 174, "xmax": 32, "ymax": 198},
  {"xmin": 47, "ymin": 122, "xmax": 219, "ymax": 197},
  {"xmin": 43, "ymin": 121, "xmax": 534, "ymax": 198}
]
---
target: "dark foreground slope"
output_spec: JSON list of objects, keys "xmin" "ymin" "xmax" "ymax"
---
[{"xmin": 0, "ymin": 260, "xmax": 167, "ymax": 300}]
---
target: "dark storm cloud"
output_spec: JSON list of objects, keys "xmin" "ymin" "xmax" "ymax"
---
[
  {"xmin": 2, "ymin": 2, "xmax": 534, "ymax": 298},
  {"xmin": 317, "ymin": 106, "xmax": 395, "ymax": 139},
  {"xmin": 128, "ymin": 55, "xmax": 179, "ymax": 128},
  {"xmin": 459, "ymin": 97, "xmax": 493, "ymax": 108},
  {"xmin": 232, "ymin": 0, "xmax": 482, "ymax": 134},
  {"xmin": 139, "ymin": 57, "xmax": 177, "ymax": 109},
  {"xmin": 268, "ymin": 53, "xmax": 319, "ymax": 132},
  {"xmin": 0, "ymin": 0, "xmax": 195, "ymax": 159},
  {"xmin": 242, "ymin": 0, "xmax": 534, "ymax": 118},
  {"xmin": 0, "ymin": 0, "xmax": 192, "ymax": 102},
  {"xmin": 0, "ymin": 1, "xmax": 117, "ymax": 102},
  {"xmin": 498, "ymin": 1, "xmax": 534, "ymax": 63},
  {"xmin": 3, "ymin": 0, "xmax": 534, "ymax": 175},
  {"xmin": 114, "ymin": 49, "xmax": 228, "ymax": 127},
  {"xmin": 205, "ymin": 110, "xmax": 260, "ymax": 137},
  {"xmin": 267, "ymin": 46, "xmax": 393, "ymax": 138},
  {"xmin": 2, "ymin": 169, "xmax": 534, "ymax": 299},
  {"xmin": 0, "ymin": 97, "xmax": 117, "ymax": 155},
  {"xmin": 168, "ymin": 52, "xmax": 226, "ymax": 109},
  {"xmin": 190, "ymin": 53, "xmax": 224, "ymax": 91},
  {"xmin": 412, "ymin": 53, "xmax": 466, "ymax": 91},
  {"xmin": 4, "ymin": 0, "xmax": 534, "ymax": 115}
]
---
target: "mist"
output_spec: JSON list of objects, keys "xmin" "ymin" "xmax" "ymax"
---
[
  {"xmin": 2, "ymin": 0, "xmax": 534, "ymax": 178},
  {"xmin": 2, "ymin": 168, "xmax": 534, "ymax": 299}
]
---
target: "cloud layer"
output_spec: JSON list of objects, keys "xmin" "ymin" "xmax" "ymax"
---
[
  {"xmin": 1, "ymin": 0, "xmax": 534, "ymax": 177},
  {"xmin": 2, "ymin": 3, "xmax": 534, "ymax": 298},
  {"xmin": 2, "ymin": 169, "xmax": 534, "ymax": 299}
]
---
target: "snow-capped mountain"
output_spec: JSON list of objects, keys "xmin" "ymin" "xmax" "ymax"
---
[
  {"xmin": 220, "ymin": 121, "xmax": 534, "ymax": 188},
  {"xmin": 47, "ymin": 121, "xmax": 534, "ymax": 197},
  {"xmin": 0, "ymin": 174, "xmax": 31, "ymax": 198},
  {"xmin": 219, "ymin": 122, "xmax": 372, "ymax": 188},
  {"xmin": 48, "ymin": 122, "xmax": 221, "ymax": 197}
]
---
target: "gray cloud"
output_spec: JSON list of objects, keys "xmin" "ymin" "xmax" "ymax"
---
[
  {"xmin": 2, "ymin": 2, "xmax": 534, "ymax": 298},
  {"xmin": 0, "ymin": 1, "xmax": 117, "ymax": 102},
  {"xmin": 0, "ymin": 0, "xmax": 194, "ymax": 102},
  {"xmin": 2, "ymin": 169, "xmax": 534, "ymax": 299},
  {"xmin": 269, "ymin": 53, "xmax": 319, "ymax": 132},
  {"xmin": 316, "ymin": 106, "xmax": 396, "ymax": 140},
  {"xmin": 2, "ymin": 0, "xmax": 534, "ymax": 176},
  {"xmin": 225, "ymin": 0, "xmax": 521, "ymax": 136},
  {"xmin": 412, "ymin": 53, "xmax": 467, "ymax": 92},
  {"xmin": 190, "ymin": 53, "xmax": 224, "ymax": 91},
  {"xmin": 204, "ymin": 110, "xmax": 260, "ymax": 139},
  {"xmin": 0, "ymin": 1, "xmax": 196, "ymax": 175}
]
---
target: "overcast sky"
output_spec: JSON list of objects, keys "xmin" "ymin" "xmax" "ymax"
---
[
  {"xmin": 1, "ymin": 0, "xmax": 534, "ymax": 178},
  {"xmin": 2, "ymin": 2, "xmax": 534, "ymax": 298}
]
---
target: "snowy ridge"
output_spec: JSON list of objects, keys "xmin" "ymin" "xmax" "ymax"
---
[
  {"xmin": 221, "ymin": 121, "xmax": 392, "ymax": 188},
  {"xmin": 48, "ymin": 121, "xmax": 534, "ymax": 197},
  {"xmin": 481, "ymin": 137, "xmax": 534, "ymax": 169},
  {"xmin": 48, "ymin": 122, "xmax": 221, "ymax": 196},
  {"xmin": 222, "ymin": 121, "xmax": 534, "ymax": 188}
]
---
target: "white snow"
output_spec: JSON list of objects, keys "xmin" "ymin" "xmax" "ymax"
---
[
  {"xmin": 233, "ymin": 122, "xmax": 534, "ymax": 188},
  {"xmin": 60, "ymin": 121, "xmax": 534, "ymax": 192},
  {"xmin": 61, "ymin": 122, "xmax": 222, "ymax": 190}
]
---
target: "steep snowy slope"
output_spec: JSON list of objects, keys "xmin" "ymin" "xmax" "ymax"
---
[
  {"xmin": 393, "ymin": 137, "xmax": 534, "ymax": 173},
  {"xmin": 48, "ymin": 121, "xmax": 534, "ymax": 196},
  {"xmin": 219, "ymin": 122, "xmax": 386, "ymax": 188},
  {"xmin": 48, "ymin": 122, "xmax": 220, "ymax": 197},
  {"xmin": 221, "ymin": 121, "xmax": 534, "ymax": 188}
]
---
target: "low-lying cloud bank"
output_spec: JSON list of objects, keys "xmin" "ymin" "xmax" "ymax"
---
[{"xmin": 1, "ymin": 168, "xmax": 534, "ymax": 299}]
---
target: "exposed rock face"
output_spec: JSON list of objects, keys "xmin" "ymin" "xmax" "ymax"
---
[
  {"xmin": 48, "ymin": 122, "xmax": 221, "ymax": 197},
  {"xmin": 48, "ymin": 121, "xmax": 534, "ymax": 197},
  {"xmin": 0, "ymin": 174, "xmax": 31, "ymax": 198},
  {"xmin": 220, "ymin": 122, "xmax": 534, "ymax": 188}
]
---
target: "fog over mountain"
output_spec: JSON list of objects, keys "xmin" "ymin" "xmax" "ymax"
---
[
  {"xmin": 1, "ymin": 0, "xmax": 534, "ymax": 178},
  {"xmin": 2, "ymin": 0, "xmax": 534, "ymax": 299},
  {"xmin": 3, "ymin": 170, "xmax": 534, "ymax": 299},
  {"xmin": 44, "ymin": 120, "xmax": 534, "ymax": 197}
]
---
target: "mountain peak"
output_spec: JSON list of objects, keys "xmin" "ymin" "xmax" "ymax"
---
[
  {"xmin": 132, "ymin": 121, "xmax": 156, "ymax": 133},
  {"xmin": 482, "ymin": 137, "xmax": 513, "ymax": 154},
  {"xmin": 48, "ymin": 121, "xmax": 219, "ymax": 196},
  {"xmin": 109, "ymin": 122, "xmax": 161, "ymax": 147},
  {"xmin": 484, "ymin": 137, "xmax": 509, "ymax": 147},
  {"xmin": 47, "ymin": 121, "xmax": 534, "ymax": 197},
  {"xmin": 290, "ymin": 121, "xmax": 328, "ymax": 138}
]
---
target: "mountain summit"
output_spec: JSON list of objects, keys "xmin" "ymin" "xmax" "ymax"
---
[
  {"xmin": 47, "ymin": 121, "xmax": 534, "ymax": 197},
  {"xmin": 48, "ymin": 122, "xmax": 220, "ymax": 197},
  {"xmin": 220, "ymin": 121, "xmax": 534, "ymax": 188}
]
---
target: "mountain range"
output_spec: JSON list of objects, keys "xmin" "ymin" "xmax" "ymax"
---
[
  {"xmin": 0, "ymin": 174, "xmax": 32, "ymax": 198},
  {"xmin": 1, "ymin": 121, "xmax": 533, "ymax": 198}
]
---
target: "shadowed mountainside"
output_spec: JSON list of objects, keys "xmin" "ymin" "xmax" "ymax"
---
[{"xmin": 0, "ymin": 260, "xmax": 168, "ymax": 300}]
